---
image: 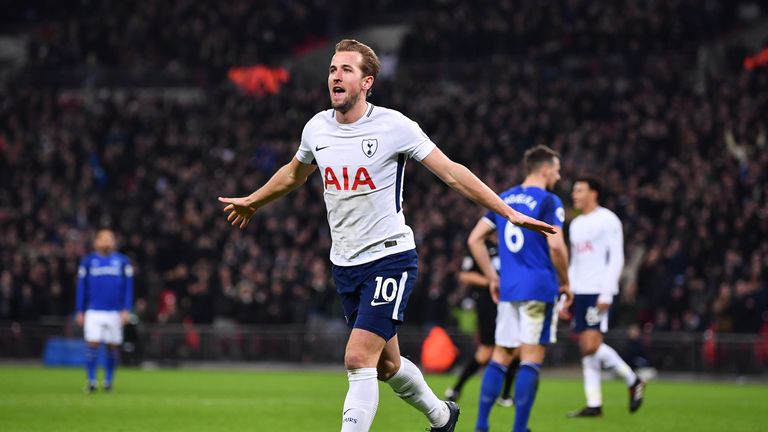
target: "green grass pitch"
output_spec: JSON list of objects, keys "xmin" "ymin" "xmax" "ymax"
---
[{"xmin": 1, "ymin": 366, "xmax": 766, "ymax": 431}]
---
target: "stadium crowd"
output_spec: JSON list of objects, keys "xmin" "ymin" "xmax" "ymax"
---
[{"xmin": 1, "ymin": 0, "xmax": 766, "ymax": 339}]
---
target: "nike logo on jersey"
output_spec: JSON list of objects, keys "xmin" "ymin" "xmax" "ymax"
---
[
  {"xmin": 315, "ymin": 145, "xmax": 331, "ymax": 151},
  {"xmin": 370, "ymin": 299, "xmax": 392, "ymax": 306}
]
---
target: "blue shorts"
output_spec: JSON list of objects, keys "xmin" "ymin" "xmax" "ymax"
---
[
  {"xmin": 332, "ymin": 249, "xmax": 418, "ymax": 341},
  {"xmin": 570, "ymin": 294, "xmax": 609, "ymax": 333}
]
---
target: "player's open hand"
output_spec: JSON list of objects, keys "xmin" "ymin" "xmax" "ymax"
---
[
  {"xmin": 218, "ymin": 196, "xmax": 257, "ymax": 229},
  {"xmin": 76, "ymin": 312, "xmax": 84, "ymax": 327},
  {"xmin": 507, "ymin": 211, "xmax": 556, "ymax": 235}
]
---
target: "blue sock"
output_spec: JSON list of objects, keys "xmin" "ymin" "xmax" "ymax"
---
[
  {"xmin": 513, "ymin": 362, "xmax": 541, "ymax": 432},
  {"xmin": 475, "ymin": 360, "xmax": 506, "ymax": 432},
  {"xmin": 85, "ymin": 346, "xmax": 98, "ymax": 383},
  {"xmin": 105, "ymin": 348, "xmax": 119, "ymax": 384}
]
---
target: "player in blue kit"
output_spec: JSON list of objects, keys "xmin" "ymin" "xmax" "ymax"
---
[
  {"xmin": 218, "ymin": 40, "xmax": 557, "ymax": 432},
  {"xmin": 75, "ymin": 229, "xmax": 134, "ymax": 393},
  {"xmin": 469, "ymin": 145, "xmax": 572, "ymax": 432}
]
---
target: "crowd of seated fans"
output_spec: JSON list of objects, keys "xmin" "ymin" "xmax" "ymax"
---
[{"xmin": 0, "ymin": 1, "xmax": 765, "ymax": 338}]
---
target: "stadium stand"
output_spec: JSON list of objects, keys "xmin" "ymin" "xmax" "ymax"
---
[{"xmin": 0, "ymin": 1, "xmax": 766, "ymax": 370}]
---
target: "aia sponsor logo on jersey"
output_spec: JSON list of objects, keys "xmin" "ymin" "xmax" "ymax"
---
[
  {"xmin": 324, "ymin": 166, "xmax": 377, "ymax": 191},
  {"xmin": 575, "ymin": 241, "xmax": 594, "ymax": 254}
]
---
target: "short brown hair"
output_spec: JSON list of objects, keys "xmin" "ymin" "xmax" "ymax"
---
[
  {"xmin": 335, "ymin": 39, "xmax": 380, "ymax": 95},
  {"xmin": 523, "ymin": 144, "xmax": 559, "ymax": 174}
]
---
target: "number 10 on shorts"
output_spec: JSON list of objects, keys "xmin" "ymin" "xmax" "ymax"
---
[{"xmin": 371, "ymin": 272, "xmax": 408, "ymax": 319}]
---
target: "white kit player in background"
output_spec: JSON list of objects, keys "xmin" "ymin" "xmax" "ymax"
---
[
  {"xmin": 218, "ymin": 39, "xmax": 556, "ymax": 432},
  {"xmin": 566, "ymin": 176, "xmax": 645, "ymax": 418}
]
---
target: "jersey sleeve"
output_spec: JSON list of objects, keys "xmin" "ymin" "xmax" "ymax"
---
[
  {"xmin": 600, "ymin": 213, "xmax": 625, "ymax": 303},
  {"xmin": 75, "ymin": 257, "xmax": 88, "ymax": 313},
  {"xmin": 294, "ymin": 119, "xmax": 316, "ymax": 164},
  {"xmin": 481, "ymin": 210, "xmax": 497, "ymax": 229},
  {"xmin": 540, "ymin": 194, "xmax": 565, "ymax": 228},
  {"xmin": 394, "ymin": 116, "xmax": 436, "ymax": 161}
]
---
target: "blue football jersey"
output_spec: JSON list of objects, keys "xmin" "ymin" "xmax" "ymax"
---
[
  {"xmin": 75, "ymin": 252, "xmax": 134, "ymax": 312},
  {"xmin": 483, "ymin": 185, "xmax": 565, "ymax": 302}
]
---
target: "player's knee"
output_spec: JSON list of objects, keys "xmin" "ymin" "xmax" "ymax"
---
[
  {"xmin": 580, "ymin": 339, "xmax": 600, "ymax": 355},
  {"xmin": 376, "ymin": 358, "xmax": 400, "ymax": 381},
  {"xmin": 344, "ymin": 348, "xmax": 379, "ymax": 370},
  {"xmin": 344, "ymin": 353, "xmax": 363, "ymax": 370},
  {"xmin": 491, "ymin": 346, "xmax": 515, "ymax": 365},
  {"xmin": 475, "ymin": 345, "xmax": 493, "ymax": 364}
]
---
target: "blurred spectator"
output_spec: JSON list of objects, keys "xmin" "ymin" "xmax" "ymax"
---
[{"xmin": 0, "ymin": 0, "xmax": 766, "ymax": 335}]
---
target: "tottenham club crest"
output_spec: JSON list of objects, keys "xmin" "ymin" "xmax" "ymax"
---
[{"xmin": 362, "ymin": 138, "xmax": 378, "ymax": 158}]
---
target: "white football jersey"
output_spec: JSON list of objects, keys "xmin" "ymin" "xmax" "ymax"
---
[
  {"xmin": 295, "ymin": 103, "xmax": 436, "ymax": 266},
  {"xmin": 568, "ymin": 207, "xmax": 624, "ymax": 302}
]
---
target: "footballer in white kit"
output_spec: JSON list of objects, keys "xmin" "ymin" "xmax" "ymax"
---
[
  {"xmin": 567, "ymin": 176, "xmax": 645, "ymax": 418},
  {"xmin": 295, "ymin": 103, "xmax": 433, "ymax": 267},
  {"xmin": 219, "ymin": 39, "xmax": 557, "ymax": 432}
]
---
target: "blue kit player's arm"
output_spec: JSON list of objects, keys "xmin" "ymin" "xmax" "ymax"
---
[
  {"xmin": 540, "ymin": 195, "xmax": 573, "ymax": 308},
  {"xmin": 75, "ymin": 259, "xmax": 88, "ymax": 313},
  {"xmin": 123, "ymin": 260, "xmax": 134, "ymax": 313}
]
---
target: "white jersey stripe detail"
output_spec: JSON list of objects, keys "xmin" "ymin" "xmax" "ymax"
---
[{"xmin": 392, "ymin": 271, "xmax": 408, "ymax": 320}]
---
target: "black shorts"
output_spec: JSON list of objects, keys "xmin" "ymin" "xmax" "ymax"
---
[{"xmin": 473, "ymin": 287, "xmax": 497, "ymax": 346}]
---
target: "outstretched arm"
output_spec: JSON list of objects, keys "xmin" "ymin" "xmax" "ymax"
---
[
  {"xmin": 420, "ymin": 148, "xmax": 556, "ymax": 235},
  {"xmin": 219, "ymin": 157, "xmax": 317, "ymax": 229}
]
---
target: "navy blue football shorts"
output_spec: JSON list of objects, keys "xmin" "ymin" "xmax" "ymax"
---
[
  {"xmin": 332, "ymin": 249, "xmax": 418, "ymax": 341},
  {"xmin": 570, "ymin": 294, "xmax": 609, "ymax": 333}
]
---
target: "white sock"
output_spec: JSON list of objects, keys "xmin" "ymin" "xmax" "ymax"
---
[
  {"xmin": 386, "ymin": 356, "xmax": 449, "ymax": 427},
  {"xmin": 341, "ymin": 368, "xmax": 379, "ymax": 432},
  {"xmin": 582, "ymin": 354, "xmax": 602, "ymax": 408},
  {"xmin": 596, "ymin": 343, "xmax": 637, "ymax": 386}
]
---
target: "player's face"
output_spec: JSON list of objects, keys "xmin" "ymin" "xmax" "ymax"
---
[
  {"xmin": 94, "ymin": 230, "xmax": 116, "ymax": 254},
  {"xmin": 328, "ymin": 51, "xmax": 370, "ymax": 113},
  {"xmin": 571, "ymin": 181, "xmax": 595, "ymax": 211},
  {"xmin": 545, "ymin": 157, "xmax": 561, "ymax": 189}
]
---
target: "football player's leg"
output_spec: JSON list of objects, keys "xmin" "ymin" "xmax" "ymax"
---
[
  {"xmin": 83, "ymin": 312, "xmax": 99, "ymax": 391},
  {"xmin": 513, "ymin": 301, "xmax": 555, "ymax": 432},
  {"xmin": 380, "ymin": 335, "xmax": 453, "ymax": 429},
  {"xmin": 103, "ymin": 315, "xmax": 123, "ymax": 390},
  {"xmin": 447, "ymin": 343, "xmax": 491, "ymax": 401},
  {"xmin": 475, "ymin": 346, "xmax": 513, "ymax": 431},
  {"xmin": 450, "ymin": 289, "xmax": 497, "ymax": 401},
  {"xmin": 104, "ymin": 344, "xmax": 119, "ymax": 390},
  {"xmin": 595, "ymin": 343, "xmax": 637, "ymax": 386},
  {"xmin": 514, "ymin": 345, "xmax": 544, "ymax": 432},
  {"xmin": 84, "ymin": 342, "xmax": 99, "ymax": 392},
  {"xmin": 476, "ymin": 302, "xmax": 518, "ymax": 431},
  {"xmin": 580, "ymin": 329, "xmax": 604, "ymax": 410},
  {"xmin": 582, "ymin": 348, "xmax": 603, "ymax": 410},
  {"xmin": 595, "ymin": 342, "xmax": 643, "ymax": 412},
  {"xmin": 342, "ymin": 328, "xmax": 385, "ymax": 431},
  {"xmin": 498, "ymin": 349, "xmax": 519, "ymax": 405}
]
